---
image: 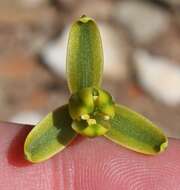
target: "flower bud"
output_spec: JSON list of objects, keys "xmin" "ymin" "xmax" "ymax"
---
[
  {"xmin": 68, "ymin": 88, "xmax": 94, "ymax": 120},
  {"xmin": 72, "ymin": 118, "xmax": 109, "ymax": 138},
  {"xmin": 68, "ymin": 87, "xmax": 115, "ymax": 137},
  {"xmin": 94, "ymin": 88, "xmax": 115, "ymax": 118}
]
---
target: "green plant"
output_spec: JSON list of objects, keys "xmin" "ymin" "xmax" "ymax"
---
[{"xmin": 24, "ymin": 15, "xmax": 168, "ymax": 163}]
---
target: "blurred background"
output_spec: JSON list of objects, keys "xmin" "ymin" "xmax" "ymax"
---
[{"xmin": 0, "ymin": 0, "xmax": 180, "ymax": 138}]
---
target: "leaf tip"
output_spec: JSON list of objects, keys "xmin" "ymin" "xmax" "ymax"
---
[
  {"xmin": 79, "ymin": 15, "xmax": 92, "ymax": 23},
  {"xmin": 160, "ymin": 139, "xmax": 168, "ymax": 153},
  {"xmin": 24, "ymin": 139, "xmax": 38, "ymax": 163},
  {"xmin": 24, "ymin": 149, "xmax": 33, "ymax": 163},
  {"xmin": 24, "ymin": 150, "xmax": 42, "ymax": 163}
]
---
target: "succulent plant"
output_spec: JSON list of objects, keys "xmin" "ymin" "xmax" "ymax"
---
[{"xmin": 24, "ymin": 15, "xmax": 168, "ymax": 163}]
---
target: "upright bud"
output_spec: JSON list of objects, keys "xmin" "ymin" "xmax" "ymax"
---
[{"xmin": 68, "ymin": 87, "xmax": 115, "ymax": 137}]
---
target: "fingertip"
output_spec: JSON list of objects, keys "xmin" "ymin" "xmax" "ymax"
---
[{"xmin": 0, "ymin": 123, "xmax": 180, "ymax": 190}]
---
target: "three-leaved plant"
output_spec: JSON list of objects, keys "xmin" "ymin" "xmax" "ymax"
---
[{"xmin": 24, "ymin": 15, "xmax": 168, "ymax": 163}]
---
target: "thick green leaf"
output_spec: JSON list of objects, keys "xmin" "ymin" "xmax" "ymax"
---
[
  {"xmin": 66, "ymin": 15, "xmax": 104, "ymax": 93},
  {"xmin": 24, "ymin": 105, "xmax": 77, "ymax": 163},
  {"xmin": 104, "ymin": 105, "xmax": 168, "ymax": 155}
]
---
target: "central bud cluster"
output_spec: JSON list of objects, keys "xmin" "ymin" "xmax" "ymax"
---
[{"xmin": 68, "ymin": 87, "xmax": 115, "ymax": 137}]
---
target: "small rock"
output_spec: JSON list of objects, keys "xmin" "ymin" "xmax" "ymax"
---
[
  {"xmin": 0, "ymin": 87, "xmax": 6, "ymax": 109},
  {"xmin": 0, "ymin": 6, "xmax": 59, "ymax": 56},
  {"xmin": 10, "ymin": 111, "xmax": 43, "ymax": 125},
  {"xmin": 41, "ymin": 22, "xmax": 130, "ymax": 81},
  {"xmin": 19, "ymin": 0, "xmax": 48, "ymax": 9},
  {"xmin": 57, "ymin": 0, "xmax": 79, "ymax": 10},
  {"xmin": 174, "ymin": 7, "xmax": 180, "ymax": 27},
  {"xmin": 57, "ymin": 0, "xmax": 113, "ymax": 19},
  {"xmin": 113, "ymin": 0, "xmax": 170, "ymax": 44},
  {"xmin": 41, "ymin": 26, "xmax": 68, "ymax": 78},
  {"xmin": 134, "ymin": 49, "xmax": 180, "ymax": 106},
  {"xmin": 164, "ymin": 0, "xmax": 180, "ymax": 6},
  {"xmin": 74, "ymin": 0, "xmax": 114, "ymax": 20},
  {"xmin": 0, "ymin": 0, "xmax": 48, "ymax": 9},
  {"xmin": 148, "ymin": 24, "xmax": 180, "ymax": 64},
  {"xmin": 100, "ymin": 23, "xmax": 130, "ymax": 81}
]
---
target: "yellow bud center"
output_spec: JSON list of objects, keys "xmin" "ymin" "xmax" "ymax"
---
[
  {"xmin": 104, "ymin": 115, "xmax": 110, "ymax": 120},
  {"xmin": 87, "ymin": 118, "xmax": 97, "ymax": 125},
  {"xmin": 81, "ymin": 114, "xmax": 90, "ymax": 120}
]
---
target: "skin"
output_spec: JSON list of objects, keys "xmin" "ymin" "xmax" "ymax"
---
[{"xmin": 0, "ymin": 122, "xmax": 180, "ymax": 190}]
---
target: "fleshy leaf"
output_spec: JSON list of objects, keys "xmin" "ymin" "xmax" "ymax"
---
[
  {"xmin": 104, "ymin": 105, "xmax": 168, "ymax": 155},
  {"xmin": 24, "ymin": 105, "xmax": 77, "ymax": 163},
  {"xmin": 66, "ymin": 15, "xmax": 104, "ymax": 93}
]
